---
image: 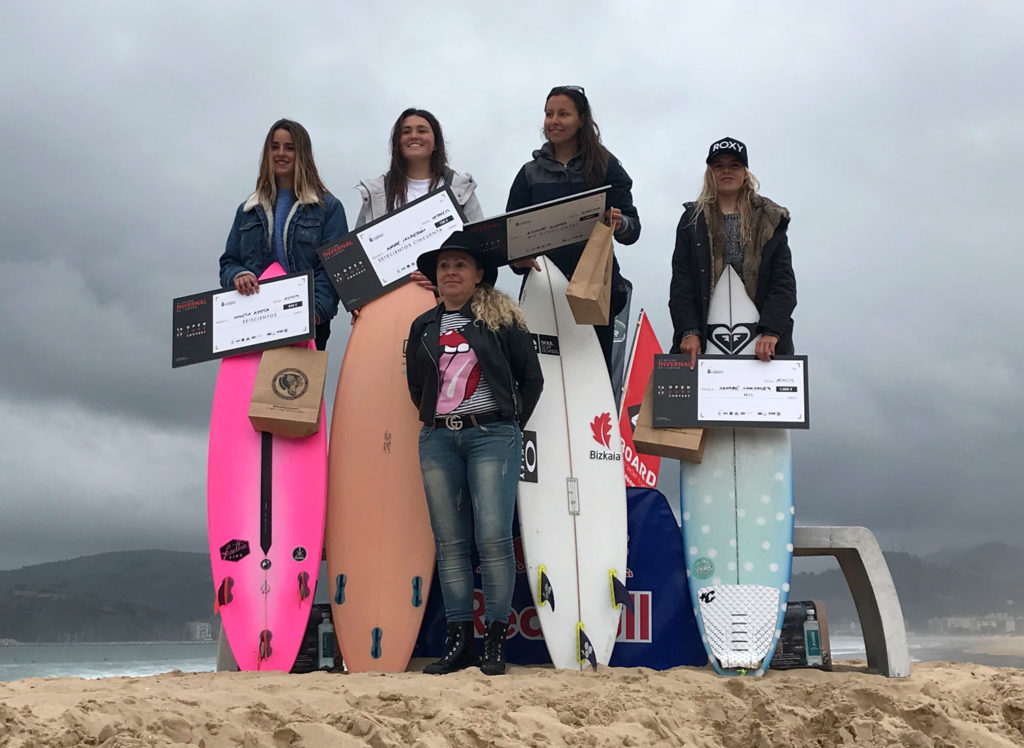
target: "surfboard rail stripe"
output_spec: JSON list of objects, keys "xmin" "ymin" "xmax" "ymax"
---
[
  {"xmin": 259, "ymin": 432, "xmax": 272, "ymax": 555},
  {"xmin": 539, "ymin": 261, "xmax": 586, "ymax": 645}
]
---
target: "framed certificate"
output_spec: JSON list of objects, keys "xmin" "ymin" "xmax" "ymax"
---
[
  {"xmin": 171, "ymin": 271, "xmax": 313, "ymax": 368},
  {"xmin": 462, "ymin": 185, "xmax": 609, "ymax": 263},
  {"xmin": 319, "ymin": 187, "xmax": 466, "ymax": 310},
  {"xmin": 652, "ymin": 354, "xmax": 809, "ymax": 429}
]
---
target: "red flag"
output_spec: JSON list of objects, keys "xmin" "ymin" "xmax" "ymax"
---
[{"xmin": 617, "ymin": 311, "xmax": 663, "ymax": 488}]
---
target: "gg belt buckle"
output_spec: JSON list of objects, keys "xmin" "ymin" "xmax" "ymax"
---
[{"xmin": 444, "ymin": 414, "xmax": 464, "ymax": 431}]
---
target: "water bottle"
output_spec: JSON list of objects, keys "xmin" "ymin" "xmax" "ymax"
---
[
  {"xmin": 317, "ymin": 612, "xmax": 335, "ymax": 670},
  {"xmin": 803, "ymin": 608, "xmax": 823, "ymax": 666}
]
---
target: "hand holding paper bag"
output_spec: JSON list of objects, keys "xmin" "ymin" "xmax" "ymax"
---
[{"xmin": 565, "ymin": 220, "xmax": 614, "ymax": 325}]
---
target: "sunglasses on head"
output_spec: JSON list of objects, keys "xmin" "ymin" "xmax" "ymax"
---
[{"xmin": 549, "ymin": 85, "xmax": 586, "ymax": 97}]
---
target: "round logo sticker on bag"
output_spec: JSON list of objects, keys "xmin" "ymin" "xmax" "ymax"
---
[{"xmin": 272, "ymin": 368, "xmax": 308, "ymax": 400}]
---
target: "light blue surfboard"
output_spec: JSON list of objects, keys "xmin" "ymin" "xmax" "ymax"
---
[{"xmin": 680, "ymin": 266, "xmax": 794, "ymax": 676}]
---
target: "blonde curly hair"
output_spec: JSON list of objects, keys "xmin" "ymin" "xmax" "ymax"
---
[{"xmin": 470, "ymin": 286, "xmax": 528, "ymax": 332}]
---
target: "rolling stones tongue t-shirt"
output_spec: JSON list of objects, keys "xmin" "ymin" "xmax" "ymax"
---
[{"xmin": 436, "ymin": 312, "xmax": 499, "ymax": 416}]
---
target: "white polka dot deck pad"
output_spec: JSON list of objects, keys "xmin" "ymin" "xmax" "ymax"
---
[{"xmin": 680, "ymin": 266, "xmax": 794, "ymax": 676}]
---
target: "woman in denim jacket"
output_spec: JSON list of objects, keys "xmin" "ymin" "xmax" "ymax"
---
[{"xmin": 219, "ymin": 119, "xmax": 348, "ymax": 350}]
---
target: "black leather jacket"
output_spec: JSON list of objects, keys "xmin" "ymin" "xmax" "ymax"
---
[{"xmin": 407, "ymin": 300, "xmax": 544, "ymax": 427}]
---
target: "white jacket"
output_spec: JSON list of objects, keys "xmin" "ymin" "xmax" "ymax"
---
[{"xmin": 354, "ymin": 169, "xmax": 484, "ymax": 228}]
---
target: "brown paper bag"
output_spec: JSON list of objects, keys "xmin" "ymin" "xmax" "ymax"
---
[
  {"xmin": 566, "ymin": 220, "xmax": 614, "ymax": 325},
  {"xmin": 249, "ymin": 346, "xmax": 328, "ymax": 438},
  {"xmin": 631, "ymin": 377, "xmax": 706, "ymax": 463}
]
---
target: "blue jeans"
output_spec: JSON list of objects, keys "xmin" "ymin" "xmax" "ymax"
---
[{"xmin": 418, "ymin": 420, "xmax": 522, "ymax": 625}]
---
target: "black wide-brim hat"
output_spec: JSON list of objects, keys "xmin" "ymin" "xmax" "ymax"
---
[{"xmin": 416, "ymin": 230, "xmax": 499, "ymax": 288}]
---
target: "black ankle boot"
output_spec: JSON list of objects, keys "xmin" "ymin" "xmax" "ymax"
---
[
  {"xmin": 480, "ymin": 620, "xmax": 508, "ymax": 676},
  {"xmin": 424, "ymin": 621, "xmax": 478, "ymax": 675}
]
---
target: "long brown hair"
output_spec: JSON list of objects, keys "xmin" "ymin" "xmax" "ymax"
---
[
  {"xmin": 254, "ymin": 119, "xmax": 328, "ymax": 206},
  {"xmin": 384, "ymin": 108, "xmax": 449, "ymax": 212},
  {"xmin": 546, "ymin": 86, "xmax": 609, "ymax": 187}
]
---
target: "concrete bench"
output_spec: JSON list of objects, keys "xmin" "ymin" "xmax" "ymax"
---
[{"xmin": 794, "ymin": 525, "xmax": 910, "ymax": 678}]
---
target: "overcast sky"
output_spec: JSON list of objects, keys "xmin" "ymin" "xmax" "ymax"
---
[{"xmin": 0, "ymin": 2, "xmax": 1020, "ymax": 570}]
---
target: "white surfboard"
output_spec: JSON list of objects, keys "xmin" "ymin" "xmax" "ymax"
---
[
  {"xmin": 680, "ymin": 265, "xmax": 794, "ymax": 676},
  {"xmin": 518, "ymin": 257, "xmax": 631, "ymax": 670}
]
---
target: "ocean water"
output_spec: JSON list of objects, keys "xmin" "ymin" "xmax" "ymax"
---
[
  {"xmin": 830, "ymin": 633, "xmax": 1024, "ymax": 668},
  {"xmin": 0, "ymin": 642, "xmax": 219, "ymax": 682},
  {"xmin": 0, "ymin": 635, "xmax": 1020, "ymax": 681}
]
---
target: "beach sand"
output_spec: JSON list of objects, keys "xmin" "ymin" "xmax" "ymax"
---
[{"xmin": 2, "ymin": 660, "xmax": 1024, "ymax": 747}]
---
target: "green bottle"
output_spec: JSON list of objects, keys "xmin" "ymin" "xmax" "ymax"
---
[{"xmin": 803, "ymin": 608, "xmax": 823, "ymax": 666}]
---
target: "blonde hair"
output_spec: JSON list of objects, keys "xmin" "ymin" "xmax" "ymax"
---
[
  {"xmin": 693, "ymin": 165, "xmax": 761, "ymax": 244},
  {"xmin": 255, "ymin": 119, "xmax": 328, "ymax": 207},
  {"xmin": 470, "ymin": 286, "xmax": 527, "ymax": 332}
]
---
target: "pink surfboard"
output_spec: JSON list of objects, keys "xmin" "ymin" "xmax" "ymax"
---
[
  {"xmin": 207, "ymin": 263, "xmax": 327, "ymax": 671},
  {"xmin": 326, "ymin": 282, "xmax": 437, "ymax": 672}
]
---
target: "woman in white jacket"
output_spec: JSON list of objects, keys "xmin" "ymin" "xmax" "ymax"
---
[{"xmin": 356, "ymin": 107, "xmax": 483, "ymax": 227}]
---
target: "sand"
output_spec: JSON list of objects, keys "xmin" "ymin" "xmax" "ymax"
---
[{"xmin": 2, "ymin": 660, "xmax": 1024, "ymax": 747}]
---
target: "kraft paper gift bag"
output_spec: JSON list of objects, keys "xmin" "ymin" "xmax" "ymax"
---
[
  {"xmin": 566, "ymin": 220, "xmax": 614, "ymax": 325},
  {"xmin": 249, "ymin": 346, "xmax": 327, "ymax": 438}
]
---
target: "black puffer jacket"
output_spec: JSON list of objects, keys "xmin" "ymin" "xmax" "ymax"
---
[
  {"xmin": 506, "ymin": 142, "xmax": 640, "ymax": 305},
  {"xmin": 669, "ymin": 195, "xmax": 796, "ymax": 354},
  {"xmin": 407, "ymin": 299, "xmax": 544, "ymax": 427}
]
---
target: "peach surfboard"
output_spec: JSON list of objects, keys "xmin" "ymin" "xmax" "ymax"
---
[
  {"xmin": 207, "ymin": 263, "xmax": 327, "ymax": 672},
  {"xmin": 326, "ymin": 282, "xmax": 437, "ymax": 672}
]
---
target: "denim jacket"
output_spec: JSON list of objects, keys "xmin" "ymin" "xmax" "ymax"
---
[{"xmin": 219, "ymin": 191, "xmax": 348, "ymax": 323}]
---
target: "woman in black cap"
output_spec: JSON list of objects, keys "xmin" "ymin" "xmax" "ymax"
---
[
  {"xmin": 669, "ymin": 137, "xmax": 796, "ymax": 366},
  {"xmin": 506, "ymin": 85, "xmax": 640, "ymax": 371},
  {"xmin": 406, "ymin": 231, "xmax": 543, "ymax": 676}
]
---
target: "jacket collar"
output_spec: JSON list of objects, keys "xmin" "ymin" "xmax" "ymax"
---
[
  {"xmin": 532, "ymin": 141, "xmax": 582, "ymax": 173},
  {"xmin": 242, "ymin": 189, "xmax": 319, "ymax": 214}
]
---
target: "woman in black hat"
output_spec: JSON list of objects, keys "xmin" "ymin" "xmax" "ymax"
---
[
  {"xmin": 669, "ymin": 137, "xmax": 796, "ymax": 367},
  {"xmin": 506, "ymin": 85, "xmax": 641, "ymax": 371},
  {"xmin": 406, "ymin": 231, "xmax": 543, "ymax": 676}
]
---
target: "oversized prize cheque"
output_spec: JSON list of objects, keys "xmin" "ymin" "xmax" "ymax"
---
[
  {"xmin": 319, "ymin": 187, "xmax": 465, "ymax": 311},
  {"xmin": 652, "ymin": 354, "xmax": 809, "ymax": 429},
  {"xmin": 171, "ymin": 270, "xmax": 314, "ymax": 367},
  {"xmin": 462, "ymin": 185, "xmax": 609, "ymax": 263}
]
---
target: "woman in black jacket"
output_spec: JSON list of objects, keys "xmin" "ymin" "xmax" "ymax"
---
[
  {"xmin": 669, "ymin": 137, "xmax": 796, "ymax": 366},
  {"xmin": 506, "ymin": 85, "xmax": 640, "ymax": 370},
  {"xmin": 407, "ymin": 231, "xmax": 543, "ymax": 677}
]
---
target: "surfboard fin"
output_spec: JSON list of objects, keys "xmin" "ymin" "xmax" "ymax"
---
[
  {"xmin": 297, "ymin": 571, "xmax": 310, "ymax": 603},
  {"xmin": 371, "ymin": 627, "xmax": 383, "ymax": 659},
  {"xmin": 609, "ymin": 571, "xmax": 633, "ymax": 613},
  {"xmin": 537, "ymin": 566, "xmax": 555, "ymax": 612},
  {"xmin": 411, "ymin": 576, "xmax": 424, "ymax": 608},
  {"xmin": 576, "ymin": 623, "xmax": 597, "ymax": 671},
  {"xmin": 334, "ymin": 574, "xmax": 346, "ymax": 605},
  {"xmin": 214, "ymin": 577, "xmax": 234, "ymax": 613},
  {"xmin": 257, "ymin": 630, "xmax": 273, "ymax": 665}
]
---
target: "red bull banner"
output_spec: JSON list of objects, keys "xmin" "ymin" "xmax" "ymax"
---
[{"xmin": 618, "ymin": 311, "xmax": 663, "ymax": 488}]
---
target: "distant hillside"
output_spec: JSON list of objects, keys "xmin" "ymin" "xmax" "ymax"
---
[
  {"xmin": 2, "ymin": 544, "xmax": 1022, "ymax": 641},
  {"xmin": 791, "ymin": 543, "xmax": 1024, "ymax": 630},
  {"xmin": 0, "ymin": 551, "xmax": 214, "ymax": 642}
]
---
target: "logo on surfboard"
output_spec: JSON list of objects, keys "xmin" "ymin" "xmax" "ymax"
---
[
  {"xmin": 707, "ymin": 323, "xmax": 757, "ymax": 355},
  {"xmin": 589, "ymin": 413, "xmax": 622, "ymax": 462},
  {"xmin": 591, "ymin": 413, "xmax": 613, "ymax": 448}
]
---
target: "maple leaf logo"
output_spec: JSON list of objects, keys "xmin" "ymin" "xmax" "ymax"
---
[{"xmin": 590, "ymin": 412, "xmax": 613, "ymax": 449}]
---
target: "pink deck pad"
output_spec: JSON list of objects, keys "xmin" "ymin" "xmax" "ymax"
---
[{"xmin": 207, "ymin": 263, "xmax": 327, "ymax": 671}]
